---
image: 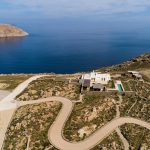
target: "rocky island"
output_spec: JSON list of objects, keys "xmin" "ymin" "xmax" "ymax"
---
[{"xmin": 0, "ymin": 24, "xmax": 28, "ymax": 38}]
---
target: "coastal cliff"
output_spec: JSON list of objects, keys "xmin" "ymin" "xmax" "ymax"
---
[{"xmin": 0, "ymin": 24, "xmax": 28, "ymax": 38}]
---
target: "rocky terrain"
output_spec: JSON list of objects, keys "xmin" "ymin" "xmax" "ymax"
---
[
  {"xmin": 16, "ymin": 76, "xmax": 81, "ymax": 101},
  {"xmin": 64, "ymin": 93, "xmax": 116, "ymax": 142},
  {"xmin": 3, "ymin": 102, "xmax": 61, "ymax": 150},
  {"xmin": 0, "ymin": 53, "xmax": 150, "ymax": 150},
  {"xmin": 98, "ymin": 53, "xmax": 150, "ymax": 73},
  {"xmin": 0, "ymin": 24, "xmax": 28, "ymax": 38}
]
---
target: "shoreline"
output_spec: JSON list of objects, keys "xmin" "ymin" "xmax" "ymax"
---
[
  {"xmin": 0, "ymin": 24, "xmax": 28, "ymax": 38},
  {"xmin": 0, "ymin": 52, "xmax": 149, "ymax": 75}
]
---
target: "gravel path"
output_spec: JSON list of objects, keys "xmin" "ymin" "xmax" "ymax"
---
[
  {"xmin": 115, "ymin": 95, "xmax": 129, "ymax": 150},
  {"xmin": 18, "ymin": 98, "xmax": 150, "ymax": 150},
  {"xmin": 0, "ymin": 75, "xmax": 48, "ymax": 149},
  {"xmin": 116, "ymin": 127, "xmax": 129, "ymax": 150},
  {"xmin": 0, "ymin": 75, "xmax": 150, "ymax": 150}
]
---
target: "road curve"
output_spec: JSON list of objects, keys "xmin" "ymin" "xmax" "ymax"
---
[
  {"xmin": 1, "ymin": 75, "xmax": 150, "ymax": 150},
  {"xmin": 48, "ymin": 101, "xmax": 150, "ymax": 150},
  {"xmin": 0, "ymin": 75, "xmax": 48, "ymax": 110},
  {"xmin": 18, "ymin": 97, "xmax": 150, "ymax": 150},
  {"xmin": 0, "ymin": 75, "xmax": 49, "ymax": 150},
  {"xmin": 116, "ymin": 127, "xmax": 129, "ymax": 150}
]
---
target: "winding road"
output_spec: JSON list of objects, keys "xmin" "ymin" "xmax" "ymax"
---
[{"xmin": 0, "ymin": 75, "xmax": 150, "ymax": 150}]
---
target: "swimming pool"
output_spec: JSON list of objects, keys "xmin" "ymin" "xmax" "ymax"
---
[{"xmin": 117, "ymin": 84, "xmax": 124, "ymax": 92}]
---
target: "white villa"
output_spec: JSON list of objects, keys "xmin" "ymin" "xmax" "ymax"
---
[{"xmin": 79, "ymin": 71, "xmax": 111, "ymax": 88}]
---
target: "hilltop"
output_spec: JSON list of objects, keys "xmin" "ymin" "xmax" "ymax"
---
[{"xmin": 0, "ymin": 24, "xmax": 28, "ymax": 38}]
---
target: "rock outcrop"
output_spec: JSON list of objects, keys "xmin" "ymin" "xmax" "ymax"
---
[{"xmin": 0, "ymin": 24, "xmax": 28, "ymax": 38}]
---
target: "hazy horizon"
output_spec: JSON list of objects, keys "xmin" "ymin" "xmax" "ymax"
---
[
  {"xmin": 0, "ymin": 1, "xmax": 150, "ymax": 73},
  {"xmin": 1, "ymin": 0, "xmax": 150, "ymax": 40}
]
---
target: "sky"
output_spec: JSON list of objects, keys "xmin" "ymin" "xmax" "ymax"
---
[
  {"xmin": 1, "ymin": 0, "xmax": 150, "ymax": 34},
  {"xmin": 1, "ymin": 0, "xmax": 150, "ymax": 19}
]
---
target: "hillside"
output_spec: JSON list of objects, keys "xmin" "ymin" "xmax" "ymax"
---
[
  {"xmin": 0, "ymin": 53, "xmax": 150, "ymax": 150},
  {"xmin": 0, "ymin": 24, "xmax": 28, "ymax": 38},
  {"xmin": 98, "ymin": 53, "xmax": 150, "ymax": 72}
]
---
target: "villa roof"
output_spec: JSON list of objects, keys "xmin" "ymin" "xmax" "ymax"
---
[
  {"xmin": 82, "ymin": 72, "xmax": 111, "ymax": 80},
  {"xmin": 128, "ymin": 71, "xmax": 139, "ymax": 74},
  {"xmin": 83, "ymin": 79, "xmax": 90, "ymax": 87},
  {"xmin": 93, "ymin": 83, "xmax": 104, "ymax": 89}
]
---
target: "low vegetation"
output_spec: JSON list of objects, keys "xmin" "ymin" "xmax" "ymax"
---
[
  {"xmin": 0, "ymin": 74, "xmax": 32, "ymax": 90},
  {"xmin": 64, "ymin": 92, "xmax": 117, "ymax": 141},
  {"xmin": 2, "ymin": 53, "xmax": 150, "ymax": 149},
  {"xmin": 106, "ymin": 80, "xmax": 115, "ymax": 88},
  {"xmin": 91, "ymin": 132, "xmax": 124, "ymax": 150},
  {"xmin": 120, "ymin": 124, "xmax": 150, "ymax": 150},
  {"xmin": 3, "ymin": 102, "xmax": 61, "ymax": 150},
  {"xmin": 98, "ymin": 53, "xmax": 150, "ymax": 73},
  {"xmin": 120, "ymin": 93, "xmax": 150, "ymax": 122},
  {"xmin": 16, "ymin": 77, "xmax": 81, "ymax": 101}
]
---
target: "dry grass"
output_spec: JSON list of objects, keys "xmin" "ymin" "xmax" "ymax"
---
[
  {"xmin": 3, "ymin": 102, "xmax": 61, "ymax": 150},
  {"xmin": 16, "ymin": 77, "xmax": 80, "ymax": 101}
]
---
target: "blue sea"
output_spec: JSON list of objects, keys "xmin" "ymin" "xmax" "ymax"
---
[{"xmin": 0, "ymin": 19, "xmax": 150, "ymax": 74}]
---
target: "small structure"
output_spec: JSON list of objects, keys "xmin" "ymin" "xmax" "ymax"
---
[
  {"xmin": 128, "ymin": 71, "xmax": 139, "ymax": 74},
  {"xmin": 93, "ymin": 83, "xmax": 104, "ymax": 91},
  {"xmin": 82, "ymin": 79, "xmax": 91, "ymax": 89},
  {"xmin": 128, "ymin": 71, "xmax": 143, "ymax": 80},
  {"xmin": 122, "ymin": 71, "xmax": 143, "ymax": 81}
]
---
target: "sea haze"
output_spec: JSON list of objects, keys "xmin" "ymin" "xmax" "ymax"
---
[{"xmin": 0, "ymin": 18, "xmax": 150, "ymax": 74}]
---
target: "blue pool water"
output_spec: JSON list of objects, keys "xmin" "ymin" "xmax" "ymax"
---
[{"xmin": 117, "ymin": 84, "xmax": 124, "ymax": 92}]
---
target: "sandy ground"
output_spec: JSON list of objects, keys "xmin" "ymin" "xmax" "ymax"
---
[
  {"xmin": 139, "ymin": 69, "xmax": 150, "ymax": 79},
  {"xmin": 0, "ymin": 90, "xmax": 10, "ymax": 101}
]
